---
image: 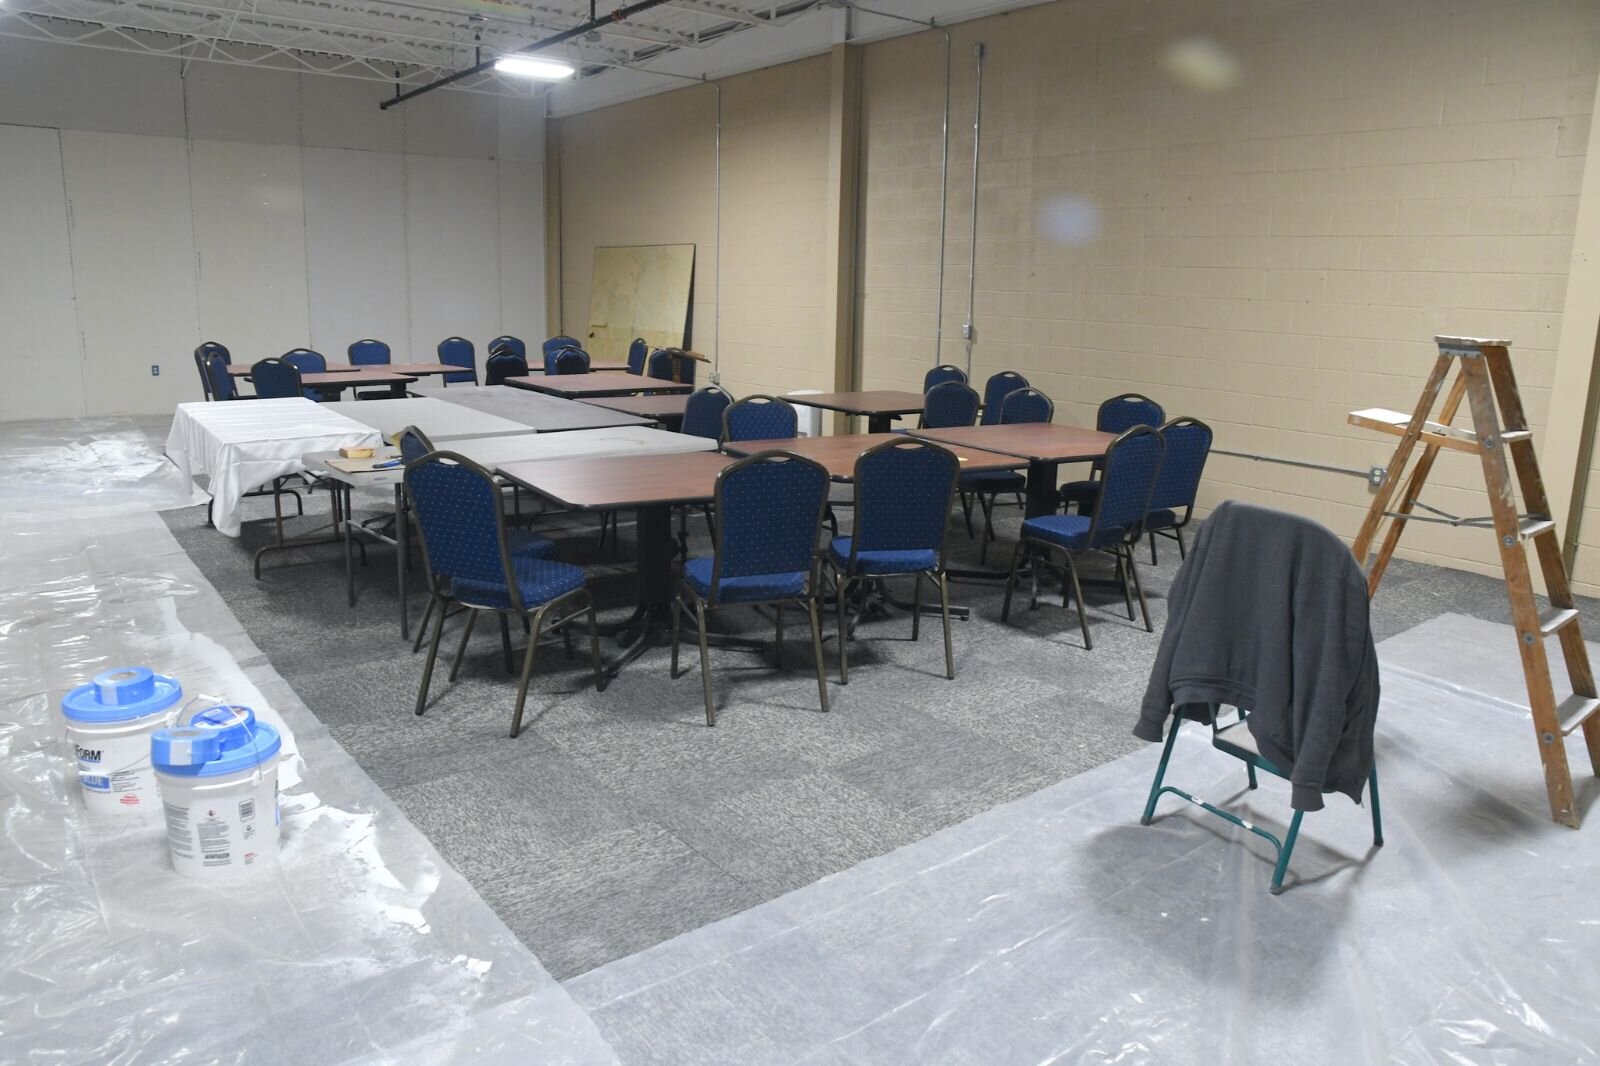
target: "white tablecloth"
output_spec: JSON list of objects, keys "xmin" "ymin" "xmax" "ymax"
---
[{"xmin": 166, "ymin": 399, "xmax": 381, "ymax": 536}]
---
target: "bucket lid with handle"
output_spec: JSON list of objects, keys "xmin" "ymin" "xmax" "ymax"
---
[
  {"xmin": 151, "ymin": 705, "xmax": 281, "ymax": 778},
  {"xmin": 62, "ymin": 667, "xmax": 183, "ymax": 724}
]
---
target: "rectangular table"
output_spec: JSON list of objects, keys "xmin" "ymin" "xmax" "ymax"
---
[
  {"xmin": 722, "ymin": 433, "xmax": 1026, "ymax": 480},
  {"xmin": 787, "ymin": 390, "xmax": 926, "ymax": 434},
  {"xmin": 166, "ymin": 398, "xmax": 379, "ymax": 536},
  {"xmin": 226, "ymin": 361, "xmax": 458, "ymax": 379},
  {"xmin": 909, "ymin": 424, "xmax": 1115, "ymax": 517},
  {"xmin": 405, "ymin": 383, "xmax": 652, "ymax": 431},
  {"xmin": 498, "ymin": 451, "xmax": 738, "ymax": 677},
  {"xmin": 321, "ymin": 397, "xmax": 534, "ymax": 442},
  {"xmin": 580, "ymin": 393, "xmax": 692, "ymax": 427},
  {"xmin": 504, "ymin": 372, "xmax": 694, "ymax": 399}
]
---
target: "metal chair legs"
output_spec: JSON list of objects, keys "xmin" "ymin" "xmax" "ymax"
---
[
  {"xmin": 808, "ymin": 599, "xmax": 829, "ymax": 712},
  {"xmin": 695, "ymin": 599, "xmax": 714, "ymax": 727}
]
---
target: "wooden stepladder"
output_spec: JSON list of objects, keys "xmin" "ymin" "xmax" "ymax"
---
[{"xmin": 1351, "ymin": 335, "xmax": 1600, "ymax": 828}]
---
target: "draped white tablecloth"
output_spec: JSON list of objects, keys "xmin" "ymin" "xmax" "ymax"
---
[{"xmin": 165, "ymin": 399, "xmax": 381, "ymax": 536}]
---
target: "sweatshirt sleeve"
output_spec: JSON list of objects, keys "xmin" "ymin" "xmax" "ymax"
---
[{"xmin": 1286, "ymin": 574, "xmax": 1370, "ymax": 811}]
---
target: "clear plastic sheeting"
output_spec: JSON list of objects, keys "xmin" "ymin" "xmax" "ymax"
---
[
  {"xmin": 569, "ymin": 612, "xmax": 1600, "ymax": 1065},
  {"xmin": 0, "ymin": 505, "xmax": 616, "ymax": 1061},
  {"xmin": 0, "ymin": 417, "xmax": 206, "ymax": 513}
]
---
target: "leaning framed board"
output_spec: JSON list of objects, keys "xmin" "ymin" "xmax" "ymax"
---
[{"xmin": 586, "ymin": 243, "xmax": 694, "ymax": 364}]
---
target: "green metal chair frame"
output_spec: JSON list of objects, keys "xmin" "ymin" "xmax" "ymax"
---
[{"xmin": 1140, "ymin": 703, "xmax": 1383, "ymax": 894}]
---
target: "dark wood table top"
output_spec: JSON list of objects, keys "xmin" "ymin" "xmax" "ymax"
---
[
  {"xmin": 580, "ymin": 393, "xmax": 692, "ymax": 420},
  {"xmin": 498, "ymin": 450, "xmax": 736, "ymax": 510},
  {"xmin": 503, "ymin": 372, "xmax": 694, "ymax": 398},
  {"xmin": 785, "ymin": 390, "xmax": 926, "ymax": 416},
  {"xmin": 409, "ymin": 384, "xmax": 651, "ymax": 431},
  {"xmin": 909, "ymin": 423, "xmax": 1115, "ymax": 462},
  {"xmin": 723, "ymin": 433, "xmax": 1026, "ymax": 480},
  {"xmin": 227, "ymin": 361, "xmax": 454, "ymax": 377},
  {"xmin": 301, "ymin": 369, "xmax": 417, "ymax": 387}
]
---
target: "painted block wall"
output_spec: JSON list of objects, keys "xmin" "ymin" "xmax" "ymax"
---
[{"xmin": 0, "ymin": 36, "xmax": 546, "ymax": 420}]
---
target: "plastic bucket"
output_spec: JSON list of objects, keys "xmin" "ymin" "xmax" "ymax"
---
[
  {"xmin": 151, "ymin": 705, "xmax": 282, "ymax": 879},
  {"xmin": 787, "ymin": 390, "xmax": 823, "ymax": 437},
  {"xmin": 60, "ymin": 667, "xmax": 184, "ymax": 816}
]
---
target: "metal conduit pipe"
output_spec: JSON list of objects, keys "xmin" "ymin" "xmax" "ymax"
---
[
  {"xmin": 1212, "ymin": 449, "xmax": 1373, "ymax": 480},
  {"xmin": 964, "ymin": 42, "xmax": 984, "ymax": 375}
]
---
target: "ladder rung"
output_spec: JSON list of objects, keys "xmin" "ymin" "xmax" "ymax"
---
[
  {"xmin": 1539, "ymin": 607, "xmax": 1580, "ymax": 636},
  {"xmin": 1520, "ymin": 517, "xmax": 1557, "ymax": 540},
  {"xmin": 1557, "ymin": 694, "xmax": 1600, "ymax": 735},
  {"xmin": 1347, "ymin": 408, "xmax": 1483, "ymax": 453},
  {"xmin": 1501, "ymin": 430, "xmax": 1534, "ymax": 444}
]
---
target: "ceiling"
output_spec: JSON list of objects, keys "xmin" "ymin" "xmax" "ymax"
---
[{"xmin": 0, "ymin": 0, "xmax": 1047, "ymax": 114}]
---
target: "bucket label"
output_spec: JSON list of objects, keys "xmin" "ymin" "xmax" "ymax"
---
[
  {"xmin": 161, "ymin": 774, "xmax": 279, "ymax": 878},
  {"xmin": 67, "ymin": 728, "xmax": 159, "ymax": 812}
]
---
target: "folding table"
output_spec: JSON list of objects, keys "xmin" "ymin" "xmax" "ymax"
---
[
  {"xmin": 786, "ymin": 390, "xmax": 926, "ymax": 433},
  {"xmin": 320, "ymin": 397, "xmax": 535, "ymax": 442},
  {"xmin": 405, "ymin": 383, "xmax": 653, "ymax": 432},
  {"xmin": 503, "ymin": 372, "xmax": 694, "ymax": 400},
  {"xmin": 580, "ymin": 393, "xmax": 692, "ymax": 428},
  {"xmin": 909, "ymin": 424, "xmax": 1115, "ymax": 518}
]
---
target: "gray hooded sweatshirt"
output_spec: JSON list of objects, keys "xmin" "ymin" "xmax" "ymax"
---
[{"xmin": 1135, "ymin": 500, "xmax": 1379, "ymax": 811}]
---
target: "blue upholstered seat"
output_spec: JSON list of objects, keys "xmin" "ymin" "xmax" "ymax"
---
[
  {"xmin": 683, "ymin": 557, "xmax": 807, "ymax": 602},
  {"xmin": 1146, "ymin": 507, "xmax": 1179, "ymax": 531},
  {"xmin": 1017, "ymin": 513, "xmax": 1124, "ymax": 551},
  {"xmin": 451, "ymin": 555, "xmax": 586, "ymax": 611},
  {"xmin": 827, "ymin": 537, "xmax": 937, "ymax": 575},
  {"xmin": 507, "ymin": 529, "xmax": 558, "ymax": 560},
  {"xmin": 1059, "ymin": 478, "xmax": 1098, "ymax": 512}
]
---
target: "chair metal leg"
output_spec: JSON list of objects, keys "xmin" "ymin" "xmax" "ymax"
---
[
  {"xmin": 586, "ymin": 598, "xmax": 605, "ymax": 692},
  {"xmin": 1140, "ymin": 714, "xmax": 1182, "ymax": 824},
  {"xmin": 978, "ymin": 493, "xmax": 995, "ymax": 564},
  {"xmin": 999, "ymin": 539, "xmax": 1026, "ymax": 623},
  {"xmin": 413, "ymin": 593, "xmax": 438, "ymax": 654},
  {"xmin": 509, "ymin": 604, "xmax": 549, "ymax": 738},
  {"xmin": 448, "ymin": 608, "xmax": 479, "ymax": 681},
  {"xmin": 1117, "ymin": 548, "xmax": 1136, "ymax": 620},
  {"xmin": 1176, "ymin": 526, "xmax": 1187, "ymax": 559},
  {"xmin": 1063, "ymin": 552, "xmax": 1092, "ymax": 650},
  {"xmin": 937, "ymin": 572, "xmax": 954, "ymax": 680},
  {"xmin": 774, "ymin": 604, "xmax": 784, "ymax": 669},
  {"xmin": 911, "ymin": 573, "xmax": 922, "ymax": 642},
  {"xmin": 1368, "ymin": 765, "xmax": 1384, "ymax": 846},
  {"xmin": 414, "ymin": 597, "xmax": 449, "ymax": 716},
  {"xmin": 959, "ymin": 490, "xmax": 975, "ymax": 539},
  {"xmin": 1246, "ymin": 762, "xmax": 1259, "ymax": 789},
  {"xmin": 1150, "ymin": 532, "xmax": 1159, "ymax": 566},
  {"xmin": 500, "ymin": 613, "xmax": 514, "ymax": 675},
  {"xmin": 1029, "ymin": 544, "xmax": 1041, "ymax": 609},
  {"xmin": 670, "ymin": 596, "xmax": 683, "ymax": 678},
  {"xmin": 807, "ymin": 597, "xmax": 828, "ymax": 712},
  {"xmin": 834, "ymin": 566, "xmax": 850, "ymax": 684},
  {"xmin": 1126, "ymin": 548, "xmax": 1153, "ymax": 632},
  {"xmin": 695, "ymin": 599, "xmax": 715, "ymax": 726},
  {"xmin": 1269, "ymin": 810, "xmax": 1305, "ymax": 895}
]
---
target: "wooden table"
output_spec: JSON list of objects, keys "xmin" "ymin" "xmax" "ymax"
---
[
  {"xmin": 226, "ymin": 361, "xmax": 457, "ymax": 378},
  {"xmin": 723, "ymin": 433, "xmax": 1026, "ymax": 480},
  {"xmin": 504, "ymin": 372, "xmax": 694, "ymax": 399},
  {"xmin": 910, "ymin": 424, "xmax": 1115, "ymax": 517},
  {"xmin": 787, "ymin": 390, "xmax": 926, "ymax": 433},
  {"xmin": 498, "ymin": 451, "xmax": 739, "ymax": 677},
  {"xmin": 581, "ymin": 393, "xmax": 692, "ymax": 426},
  {"xmin": 407, "ymin": 383, "xmax": 653, "ymax": 432},
  {"xmin": 300, "ymin": 369, "xmax": 417, "ymax": 398}
]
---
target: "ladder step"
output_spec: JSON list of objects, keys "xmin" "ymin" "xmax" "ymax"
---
[
  {"xmin": 1520, "ymin": 517, "xmax": 1557, "ymax": 540},
  {"xmin": 1557, "ymin": 694, "xmax": 1600, "ymax": 735},
  {"xmin": 1539, "ymin": 606, "xmax": 1581, "ymax": 636},
  {"xmin": 1347, "ymin": 408, "xmax": 1481, "ymax": 454},
  {"xmin": 1501, "ymin": 430, "xmax": 1534, "ymax": 444}
]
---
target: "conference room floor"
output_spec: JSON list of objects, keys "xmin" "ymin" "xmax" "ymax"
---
[{"xmin": 155, "ymin": 443, "xmax": 1562, "ymax": 980}]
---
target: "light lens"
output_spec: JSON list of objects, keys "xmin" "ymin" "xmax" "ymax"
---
[{"xmin": 494, "ymin": 55, "xmax": 576, "ymax": 80}]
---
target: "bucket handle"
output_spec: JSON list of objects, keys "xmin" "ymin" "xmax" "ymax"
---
[{"xmin": 176, "ymin": 694, "xmax": 229, "ymax": 727}]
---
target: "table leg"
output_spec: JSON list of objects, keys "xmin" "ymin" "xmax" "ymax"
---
[
  {"xmin": 867, "ymin": 413, "xmax": 893, "ymax": 434},
  {"xmin": 343, "ymin": 483, "xmax": 356, "ymax": 608},
  {"xmin": 949, "ymin": 459, "xmax": 1060, "ymax": 583}
]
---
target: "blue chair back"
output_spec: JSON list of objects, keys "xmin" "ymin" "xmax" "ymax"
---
[
  {"xmin": 923, "ymin": 364, "xmax": 967, "ymax": 392},
  {"xmin": 1149, "ymin": 418, "xmax": 1213, "ymax": 514},
  {"xmin": 1098, "ymin": 393, "xmax": 1165, "ymax": 434},
  {"xmin": 543, "ymin": 344, "xmax": 582, "ymax": 374},
  {"xmin": 1000, "ymin": 388, "xmax": 1053, "ymax": 425},
  {"xmin": 1088, "ymin": 426, "xmax": 1165, "ymax": 544},
  {"xmin": 852, "ymin": 440, "xmax": 960, "ymax": 562},
  {"xmin": 553, "ymin": 348, "xmax": 590, "ymax": 375},
  {"xmin": 723, "ymin": 396, "xmax": 797, "ymax": 443},
  {"xmin": 627, "ymin": 338, "xmax": 649, "ymax": 375},
  {"xmin": 251, "ymin": 358, "xmax": 302, "ymax": 399},
  {"xmin": 485, "ymin": 351, "xmax": 529, "ymax": 386},
  {"xmin": 979, "ymin": 371, "xmax": 1028, "ymax": 426},
  {"xmin": 283, "ymin": 349, "xmax": 327, "ymax": 400},
  {"xmin": 488, "ymin": 335, "xmax": 526, "ymax": 359},
  {"xmin": 649, "ymin": 348, "xmax": 696, "ymax": 384},
  {"xmin": 708, "ymin": 452, "xmax": 830, "ymax": 600},
  {"xmin": 194, "ymin": 349, "xmax": 215, "ymax": 401},
  {"xmin": 543, "ymin": 334, "xmax": 580, "ymax": 356},
  {"xmin": 203, "ymin": 351, "xmax": 237, "ymax": 400},
  {"xmin": 921, "ymin": 381, "xmax": 980, "ymax": 429},
  {"xmin": 682, "ymin": 387, "xmax": 733, "ymax": 440},
  {"xmin": 405, "ymin": 453, "xmax": 522, "ymax": 609},
  {"xmin": 196, "ymin": 340, "xmax": 231, "ymax": 398},
  {"xmin": 197, "ymin": 341, "xmax": 230, "ymax": 361},
  {"xmin": 348, "ymin": 339, "xmax": 391, "ymax": 366},
  {"xmin": 437, "ymin": 337, "xmax": 476, "ymax": 384},
  {"xmin": 398, "ymin": 425, "xmax": 435, "ymax": 466}
]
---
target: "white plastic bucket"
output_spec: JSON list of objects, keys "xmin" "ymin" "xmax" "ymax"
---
[
  {"xmin": 60, "ymin": 666, "xmax": 184, "ymax": 817},
  {"xmin": 787, "ymin": 389, "xmax": 823, "ymax": 437},
  {"xmin": 151, "ymin": 705, "xmax": 282, "ymax": 880}
]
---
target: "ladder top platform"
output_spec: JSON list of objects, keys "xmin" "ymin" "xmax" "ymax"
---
[{"xmin": 1434, "ymin": 335, "xmax": 1512, "ymax": 348}]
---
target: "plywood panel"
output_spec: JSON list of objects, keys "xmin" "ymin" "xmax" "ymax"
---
[
  {"xmin": 498, "ymin": 159, "xmax": 546, "ymax": 344},
  {"xmin": 61, "ymin": 131, "xmax": 201, "ymax": 414},
  {"xmin": 587, "ymin": 244, "xmax": 694, "ymax": 363},
  {"xmin": 303, "ymin": 147, "xmax": 410, "ymax": 360},
  {"xmin": 0, "ymin": 124, "xmax": 84, "ymax": 421},
  {"xmin": 405, "ymin": 155, "xmax": 500, "ymax": 364},
  {"xmin": 190, "ymin": 140, "xmax": 310, "ymax": 362}
]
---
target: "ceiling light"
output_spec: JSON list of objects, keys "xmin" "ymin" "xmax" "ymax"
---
[{"xmin": 494, "ymin": 55, "xmax": 575, "ymax": 80}]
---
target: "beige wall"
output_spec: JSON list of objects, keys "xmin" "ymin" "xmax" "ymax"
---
[
  {"xmin": 857, "ymin": 0, "xmax": 1598, "ymax": 579},
  {"xmin": 557, "ymin": 57, "xmax": 832, "ymax": 400}
]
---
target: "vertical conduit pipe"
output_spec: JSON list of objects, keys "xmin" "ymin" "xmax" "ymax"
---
[
  {"xmin": 933, "ymin": 27, "xmax": 951, "ymax": 370},
  {"xmin": 712, "ymin": 79, "xmax": 722, "ymax": 382},
  {"xmin": 963, "ymin": 42, "xmax": 984, "ymax": 375}
]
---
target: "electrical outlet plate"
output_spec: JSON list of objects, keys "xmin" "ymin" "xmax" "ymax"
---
[
  {"xmin": 150, "ymin": 365, "xmax": 160, "ymax": 376},
  {"xmin": 1369, "ymin": 465, "xmax": 1386, "ymax": 487}
]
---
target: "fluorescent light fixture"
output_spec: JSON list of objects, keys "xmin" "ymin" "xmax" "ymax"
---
[{"xmin": 494, "ymin": 55, "xmax": 575, "ymax": 80}]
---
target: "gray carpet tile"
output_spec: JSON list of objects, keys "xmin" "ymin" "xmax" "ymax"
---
[{"xmin": 160, "ymin": 480, "xmax": 1585, "ymax": 980}]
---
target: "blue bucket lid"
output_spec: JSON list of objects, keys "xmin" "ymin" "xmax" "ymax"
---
[
  {"xmin": 151, "ymin": 705, "xmax": 281, "ymax": 778},
  {"xmin": 62, "ymin": 667, "xmax": 183, "ymax": 724}
]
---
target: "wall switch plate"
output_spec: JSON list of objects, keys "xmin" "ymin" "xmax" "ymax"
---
[
  {"xmin": 151, "ymin": 364, "xmax": 160, "ymax": 376},
  {"xmin": 961, "ymin": 323, "xmax": 974, "ymax": 340},
  {"xmin": 1369, "ymin": 465, "xmax": 1386, "ymax": 487}
]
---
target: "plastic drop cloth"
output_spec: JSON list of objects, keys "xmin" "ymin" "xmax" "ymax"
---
[
  {"xmin": 0, "ymin": 426, "xmax": 616, "ymax": 1064},
  {"xmin": 568, "ymin": 611, "xmax": 1600, "ymax": 1065},
  {"xmin": 0, "ymin": 417, "xmax": 206, "ymax": 514}
]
